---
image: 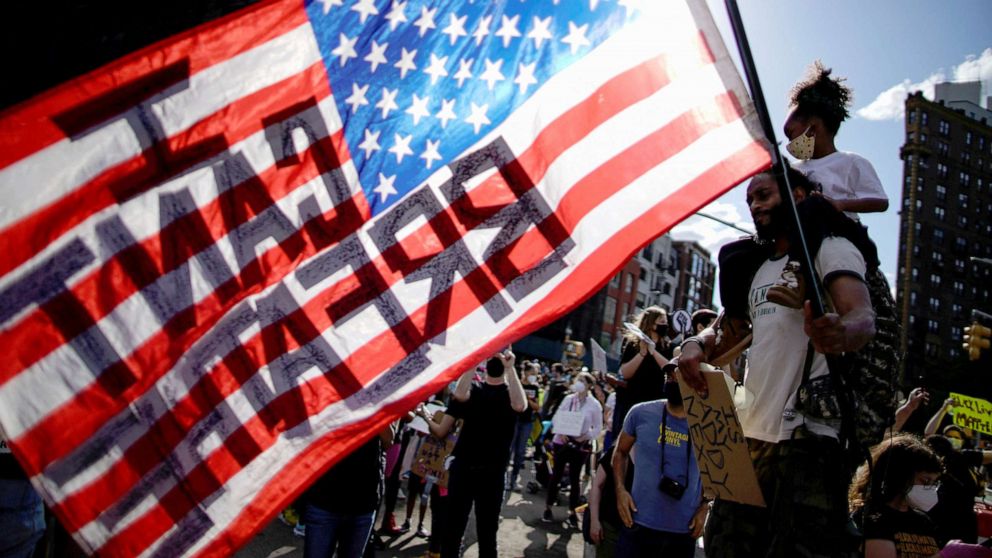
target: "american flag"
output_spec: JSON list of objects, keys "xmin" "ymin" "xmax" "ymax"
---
[{"xmin": 0, "ymin": 0, "xmax": 770, "ymax": 555}]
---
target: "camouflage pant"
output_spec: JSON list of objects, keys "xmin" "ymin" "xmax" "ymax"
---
[{"xmin": 703, "ymin": 430, "xmax": 856, "ymax": 558}]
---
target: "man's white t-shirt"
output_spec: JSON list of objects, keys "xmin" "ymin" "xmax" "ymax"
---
[
  {"xmin": 738, "ymin": 236, "xmax": 866, "ymax": 443},
  {"xmin": 795, "ymin": 151, "xmax": 886, "ymax": 220}
]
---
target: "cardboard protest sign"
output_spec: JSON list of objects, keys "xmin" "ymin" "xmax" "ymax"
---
[
  {"xmin": 552, "ymin": 411, "xmax": 585, "ymax": 437},
  {"xmin": 411, "ymin": 412, "xmax": 461, "ymax": 488},
  {"xmin": 679, "ymin": 369, "xmax": 765, "ymax": 507},
  {"xmin": 950, "ymin": 393, "xmax": 992, "ymax": 436}
]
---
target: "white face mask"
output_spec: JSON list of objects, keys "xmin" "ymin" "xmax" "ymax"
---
[
  {"xmin": 948, "ymin": 437, "xmax": 964, "ymax": 450},
  {"xmin": 527, "ymin": 375, "xmax": 538, "ymax": 384},
  {"xmin": 786, "ymin": 126, "xmax": 815, "ymax": 160},
  {"xmin": 906, "ymin": 484, "xmax": 939, "ymax": 512},
  {"xmin": 572, "ymin": 381, "xmax": 587, "ymax": 394}
]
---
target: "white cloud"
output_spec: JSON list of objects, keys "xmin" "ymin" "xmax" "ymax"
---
[
  {"xmin": 856, "ymin": 47, "xmax": 992, "ymax": 121},
  {"xmin": 670, "ymin": 200, "xmax": 753, "ymax": 255}
]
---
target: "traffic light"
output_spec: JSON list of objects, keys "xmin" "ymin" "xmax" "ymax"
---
[{"xmin": 963, "ymin": 322, "xmax": 991, "ymax": 361}]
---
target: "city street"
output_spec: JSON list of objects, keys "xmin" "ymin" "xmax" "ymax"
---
[{"xmin": 237, "ymin": 464, "xmax": 586, "ymax": 558}]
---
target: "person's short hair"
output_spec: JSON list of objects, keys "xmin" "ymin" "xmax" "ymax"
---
[{"xmin": 691, "ymin": 309, "xmax": 718, "ymax": 331}]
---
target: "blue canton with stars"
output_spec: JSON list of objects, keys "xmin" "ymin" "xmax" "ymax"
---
[{"xmin": 305, "ymin": 0, "xmax": 631, "ymax": 216}]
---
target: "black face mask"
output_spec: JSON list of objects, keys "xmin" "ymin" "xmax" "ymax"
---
[
  {"xmin": 655, "ymin": 323, "xmax": 669, "ymax": 337},
  {"xmin": 664, "ymin": 380, "xmax": 683, "ymax": 407},
  {"xmin": 485, "ymin": 357, "xmax": 505, "ymax": 378}
]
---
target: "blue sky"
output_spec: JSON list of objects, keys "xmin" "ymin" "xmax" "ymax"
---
[{"xmin": 672, "ymin": 0, "xmax": 992, "ymax": 304}]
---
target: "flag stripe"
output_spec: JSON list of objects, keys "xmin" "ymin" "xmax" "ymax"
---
[
  {"xmin": 0, "ymin": 22, "xmax": 323, "ymax": 281},
  {"xmin": 8, "ymin": 42, "xmax": 696, "ymax": 473},
  {"xmin": 0, "ymin": 60, "xmax": 336, "ymax": 283},
  {"xmin": 0, "ymin": 0, "xmax": 306, "ymax": 171},
  {"xmin": 57, "ymin": 88, "xmax": 747, "ymax": 543}
]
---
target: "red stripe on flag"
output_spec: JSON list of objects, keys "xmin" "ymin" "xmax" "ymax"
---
[
  {"xmin": 0, "ymin": 0, "xmax": 307, "ymax": 170},
  {"xmin": 0, "ymin": 61, "xmax": 333, "ymax": 281},
  {"xmin": 192, "ymin": 141, "xmax": 771, "ymax": 558},
  {"xmin": 61, "ymin": 94, "xmax": 754, "ymax": 546}
]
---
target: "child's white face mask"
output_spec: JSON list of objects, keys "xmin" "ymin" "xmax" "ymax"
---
[
  {"xmin": 906, "ymin": 484, "xmax": 939, "ymax": 512},
  {"xmin": 786, "ymin": 126, "xmax": 815, "ymax": 160}
]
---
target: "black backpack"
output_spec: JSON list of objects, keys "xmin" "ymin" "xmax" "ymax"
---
[{"xmin": 718, "ymin": 196, "xmax": 902, "ymax": 453}]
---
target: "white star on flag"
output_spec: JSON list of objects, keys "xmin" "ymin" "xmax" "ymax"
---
[
  {"xmin": 318, "ymin": 0, "xmax": 342, "ymax": 15},
  {"xmin": 495, "ymin": 14, "xmax": 522, "ymax": 48},
  {"xmin": 344, "ymin": 82, "xmax": 370, "ymax": 113},
  {"xmin": 421, "ymin": 139, "xmax": 442, "ymax": 169},
  {"xmin": 373, "ymin": 172, "xmax": 398, "ymax": 202},
  {"xmin": 423, "ymin": 54, "xmax": 449, "ymax": 85},
  {"xmin": 441, "ymin": 13, "xmax": 468, "ymax": 45},
  {"xmin": 479, "ymin": 58, "xmax": 505, "ymax": 91},
  {"xmin": 350, "ymin": 0, "xmax": 378, "ymax": 24},
  {"xmin": 436, "ymin": 99, "xmax": 456, "ymax": 128},
  {"xmin": 331, "ymin": 33, "xmax": 358, "ymax": 66},
  {"xmin": 388, "ymin": 133, "xmax": 414, "ymax": 163},
  {"xmin": 473, "ymin": 15, "xmax": 492, "ymax": 45},
  {"xmin": 406, "ymin": 94, "xmax": 431, "ymax": 125},
  {"xmin": 376, "ymin": 87, "xmax": 399, "ymax": 118},
  {"xmin": 413, "ymin": 6, "xmax": 437, "ymax": 37},
  {"xmin": 453, "ymin": 58, "xmax": 473, "ymax": 87},
  {"xmin": 514, "ymin": 62, "xmax": 537, "ymax": 94},
  {"xmin": 465, "ymin": 102, "xmax": 490, "ymax": 134},
  {"xmin": 357, "ymin": 129, "xmax": 381, "ymax": 158},
  {"xmin": 364, "ymin": 40, "xmax": 388, "ymax": 73},
  {"xmin": 384, "ymin": 0, "xmax": 407, "ymax": 30},
  {"xmin": 527, "ymin": 16, "xmax": 554, "ymax": 49},
  {"xmin": 394, "ymin": 47, "xmax": 417, "ymax": 79},
  {"xmin": 561, "ymin": 21, "xmax": 591, "ymax": 54}
]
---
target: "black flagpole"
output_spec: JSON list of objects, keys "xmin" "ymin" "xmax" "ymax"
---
[{"xmin": 722, "ymin": 0, "xmax": 826, "ymax": 319}]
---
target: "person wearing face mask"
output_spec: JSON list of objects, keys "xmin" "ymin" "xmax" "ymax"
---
[
  {"xmin": 783, "ymin": 61, "xmax": 889, "ymax": 221},
  {"xmin": 848, "ymin": 434, "xmax": 942, "ymax": 558},
  {"xmin": 612, "ymin": 367, "xmax": 705, "ymax": 558},
  {"xmin": 507, "ymin": 362, "xmax": 543, "ymax": 492},
  {"xmin": 925, "ymin": 434, "xmax": 992, "ymax": 545},
  {"xmin": 543, "ymin": 371, "xmax": 603, "ymax": 527},
  {"xmin": 440, "ymin": 350, "xmax": 526, "ymax": 558},
  {"xmin": 611, "ymin": 307, "xmax": 670, "ymax": 442}
]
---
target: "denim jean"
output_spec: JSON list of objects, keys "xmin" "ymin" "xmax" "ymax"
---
[
  {"xmin": 507, "ymin": 420, "xmax": 534, "ymax": 488},
  {"xmin": 303, "ymin": 504, "xmax": 375, "ymax": 558},
  {"xmin": 0, "ymin": 478, "xmax": 45, "ymax": 558}
]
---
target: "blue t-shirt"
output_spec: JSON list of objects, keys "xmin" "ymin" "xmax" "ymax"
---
[{"xmin": 621, "ymin": 400, "xmax": 701, "ymax": 533}]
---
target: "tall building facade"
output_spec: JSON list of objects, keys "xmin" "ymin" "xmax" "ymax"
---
[
  {"xmin": 672, "ymin": 240, "xmax": 716, "ymax": 314},
  {"xmin": 897, "ymin": 84, "xmax": 992, "ymax": 389}
]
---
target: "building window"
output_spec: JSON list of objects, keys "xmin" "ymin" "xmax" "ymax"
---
[
  {"xmin": 935, "ymin": 184, "xmax": 946, "ymax": 201},
  {"xmin": 627, "ymin": 273, "xmax": 636, "ymax": 294},
  {"xmin": 908, "ymin": 110, "xmax": 916, "ymax": 124},
  {"xmin": 939, "ymin": 120, "xmax": 950, "ymax": 135},
  {"xmin": 955, "ymin": 259, "xmax": 966, "ymax": 273},
  {"xmin": 952, "ymin": 303, "xmax": 964, "ymax": 318},
  {"xmin": 934, "ymin": 206, "xmax": 945, "ymax": 221},
  {"xmin": 639, "ymin": 268, "xmax": 647, "ymax": 281},
  {"xmin": 938, "ymin": 142, "xmax": 949, "ymax": 157},
  {"xmin": 933, "ymin": 227, "xmax": 944, "ymax": 244},
  {"xmin": 605, "ymin": 296, "xmax": 617, "ymax": 320},
  {"xmin": 925, "ymin": 342, "xmax": 938, "ymax": 358},
  {"xmin": 960, "ymin": 172, "xmax": 971, "ymax": 187},
  {"xmin": 921, "ymin": 111, "xmax": 928, "ymax": 126},
  {"xmin": 956, "ymin": 237, "xmax": 967, "ymax": 252},
  {"xmin": 928, "ymin": 296, "xmax": 940, "ymax": 312},
  {"xmin": 958, "ymin": 193, "xmax": 968, "ymax": 209},
  {"xmin": 929, "ymin": 273, "xmax": 941, "ymax": 287},
  {"xmin": 937, "ymin": 163, "xmax": 948, "ymax": 178},
  {"xmin": 959, "ymin": 215, "xmax": 968, "ymax": 228},
  {"xmin": 962, "ymin": 152, "xmax": 971, "ymax": 166},
  {"xmin": 911, "ymin": 267, "xmax": 919, "ymax": 282},
  {"xmin": 909, "ymin": 291, "xmax": 918, "ymax": 305},
  {"xmin": 966, "ymin": 131, "xmax": 973, "ymax": 145},
  {"xmin": 610, "ymin": 273, "xmax": 621, "ymax": 287},
  {"xmin": 980, "ymin": 136, "xmax": 986, "ymax": 151},
  {"xmin": 927, "ymin": 319, "xmax": 939, "ymax": 334},
  {"xmin": 953, "ymin": 281, "xmax": 965, "ymax": 296}
]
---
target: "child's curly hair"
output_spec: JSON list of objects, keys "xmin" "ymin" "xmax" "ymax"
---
[{"xmin": 788, "ymin": 61, "xmax": 853, "ymax": 135}]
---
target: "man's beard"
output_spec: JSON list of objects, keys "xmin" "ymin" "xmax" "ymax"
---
[{"xmin": 753, "ymin": 202, "xmax": 791, "ymax": 242}]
